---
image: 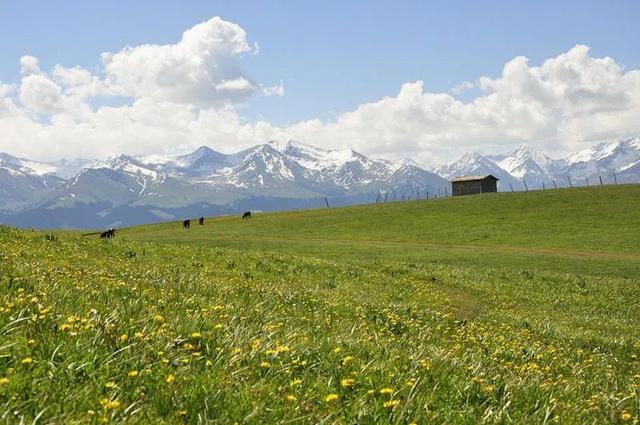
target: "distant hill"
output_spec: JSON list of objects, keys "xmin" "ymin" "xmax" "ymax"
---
[{"xmin": 2, "ymin": 137, "xmax": 639, "ymax": 228}]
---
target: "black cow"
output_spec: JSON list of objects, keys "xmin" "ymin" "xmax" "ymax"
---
[
  {"xmin": 242, "ymin": 211, "xmax": 251, "ymax": 220},
  {"xmin": 183, "ymin": 219, "xmax": 191, "ymax": 229},
  {"xmin": 100, "ymin": 228, "xmax": 116, "ymax": 239},
  {"xmin": 199, "ymin": 217, "xmax": 205, "ymax": 225}
]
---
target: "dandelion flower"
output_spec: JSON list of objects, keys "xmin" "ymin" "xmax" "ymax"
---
[
  {"xmin": 342, "ymin": 356, "xmax": 354, "ymax": 364},
  {"xmin": 383, "ymin": 400, "xmax": 399, "ymax": 408},
  {"xmin": 21, "ymin": 357, "xmax": 33, "ymax": 365},
  {"xmin": 105, "ymin": 381, "xmax": 116, "ymax": 388},
  {"xmin": 260, "ymin": 361, "xmax": 271, "ymax": 368},
  {"xmin": 0, "ymin": 377, "xmax": 9, "ymax": 385},
  {"xmin": 290, "ymin": 378, "xmax": 302, "ymax": 386},
  {"xmin": 119, "ymin": 334, "xmax": 128, "ymax": 343},
  {"xmin": 105, "ymin": 400, "xmax": 121, "ymax": 410},
  {"xmin": 286, "ymin": 394, "xmax": 297, "ymax": 402},
  {"xmin": 166, "ymin": 374, "xmax": 175, "ymax": 383},
  {"xmin": 154, "ymin": 315, "xmax": 164, "ymax": 322},
  {"xmin": 128, "ymin": 370, "xmax": 139, "ymax": 378},
  {"xmin": 340, "ymin": 378, "xmax": 355, "ymax": 387},
  {"xmin": 324, "ymin": 393, "xmax": 339, "ymax": 402},
  {"xmin": 620, "ymin": 411, "xmax": 633, "ymax": 422},
  {"xmin": 191, "ymin": 332, "xmax": 202, "ymax": 338}
]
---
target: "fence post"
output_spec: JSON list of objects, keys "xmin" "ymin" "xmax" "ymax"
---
[
  {"xmin": 426, "ymin": 190, "xmax": 429, "ymax": 199},
  {"xmin": 325, "ymin": 197, "xmax": 330, "ymax": 208},
  {"xmin": 384, "ymin": 192, "xmax": 388, "ymax": 203},
  {"xmin": 553, "ymin": 179, "xmax": 557, "ymax": 189},
  {"xmin": 523, "ymin": 179, "xmax": 529, "ymax": 191},
  {"xmin": 613, "ymin": 172, "xmax": 618, "ymax": 185},
  {"xmin": 568, "ymin": 177, "xmax": 573, "ymax": 188},
  {"xmin": 599, "ymin": 176, "xmax": 603, "ymax": 186},
  {"xmin": 509, "ymin": 183, "xmax": 514, "ymax": 192},
  {"xmin": 542, "ymin": 182, "xmax": 545, "ymax": 190},
  {"xmin": 585, "ymin": 177, "xmax": 589, "ymax": 186}
]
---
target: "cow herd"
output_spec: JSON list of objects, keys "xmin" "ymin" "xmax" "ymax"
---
[{"xmin": 99, "ymin": 211, "xmax": 252, "ymax": 239}]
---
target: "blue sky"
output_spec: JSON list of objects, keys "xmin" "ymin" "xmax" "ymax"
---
[{"xmin": 1, "ymin": 0, "xmax": 639, "ymax": 163}]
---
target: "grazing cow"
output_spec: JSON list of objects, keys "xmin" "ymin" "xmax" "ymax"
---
[
  {"xmin": 100, "ymin": 228, "xmax": 116, "ymax": 239},
  {"xmin": 183, "ymin": 219, "xmax": 191, "ymax": 229},
  {"xmin": 242, "ymin": 211, "xmax": 251, "ymax": 220},
  {"xmin": 199, "ymin": 217, "xmax": 204, "ymax": 225}
]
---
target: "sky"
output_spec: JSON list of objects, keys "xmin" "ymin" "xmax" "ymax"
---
[{"xmin": 1, "ymin": 0, "xmax": 639, "ymax": 167}]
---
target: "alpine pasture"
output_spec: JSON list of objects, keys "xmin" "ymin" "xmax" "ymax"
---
[{"xmin": 1, "ymin": 185, "xmax": 639, "ymax": 423}]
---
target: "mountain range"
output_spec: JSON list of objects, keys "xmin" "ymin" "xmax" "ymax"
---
[
  {"xmin": 1, "ymin": 137, "xmax": 638, "ymax": 229},
  {"xmin": 0, "ymin": 141, "xmax": 448, "ymax": 228},
  {"xmin": 436, "ymin": 137, "xmax": 640, "ymax": 191}
]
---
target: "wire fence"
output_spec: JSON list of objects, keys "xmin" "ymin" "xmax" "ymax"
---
[{"xmin": 320, "ymin": 172, "xmax": 637, "ymax": 208}]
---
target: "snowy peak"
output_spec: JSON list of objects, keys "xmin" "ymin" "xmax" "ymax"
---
[
  {"xmin": 568, "ymin": 137, "xmax": 640, "ymax": 169},
  {"xmin": 495, "ymin": 145, "xmax": 560, "ymax": 179},
  {"xmin": 0, "ymin": 153, "xmax": 58, "ymax": 176}
]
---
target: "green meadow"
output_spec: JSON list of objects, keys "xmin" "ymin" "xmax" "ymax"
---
[{"xmin": 1, "ymin": 185, "xmax": 639, "ymax": 423}]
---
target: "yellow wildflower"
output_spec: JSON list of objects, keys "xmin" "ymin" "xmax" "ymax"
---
[
  {"xmin": 290, "ymin": 378, "xmax": 302, "ymax": 386},
  {"xmin": 166, "ymin": 374, "xmax": 175, "ymax": 383},
  {"xmin": 324, "ymin": 393, "xmax": 339, "ymax": 402},
  {"xmin": 340, "ymin": 378, "xmax": 355, "ymax": 387},
  {"xmin": 128, "ymin": 370, "xmax": 139, "ymax": 378},
  {"xmin": 260, "ymin": 361, "xmax": 271, "ymax": 368},
  {"xmin": 191, "ymin": 332, "xmax": 202, "ymax": 338},
  {"xmin": 286, "ymin": 394, "xmax": 297, "ymax": 402},
  {"xmin": 620, "ymin": 411, "xmax": 633, "ymax": 422},
  {"xmin": 0, "ymin": 377, "xmax": 9, "ymax": 385},
  {"xmin": 105, "ymin": 381, "xmax": 116, "ymax": 388},
  {"xmin": 21, "ymin": 357, "xmax": 33, "ymax": 365},
  {"xmin": 383, "ymin": 400, "xmax": 399, "ymax": 408},
  {"xmin": 379, "ymin": 387, "xmax": 394, "ymax": 395},
  {"xmin": 119, "ymin": 334, "xmax": 128, "ymax": 343}
]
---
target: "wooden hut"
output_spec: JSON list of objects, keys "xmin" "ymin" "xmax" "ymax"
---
[{"xmin": 451, "ymin": 175, "xmax": 498, "ymax": 196}]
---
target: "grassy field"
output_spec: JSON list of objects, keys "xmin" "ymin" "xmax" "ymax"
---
[
  {"xmin": 1, "ymin": 185, "xmax": 639, "ymax": 423},
  {"xmin": 123, "ymin": 185, "xmax": 640, "ymax": 278}
]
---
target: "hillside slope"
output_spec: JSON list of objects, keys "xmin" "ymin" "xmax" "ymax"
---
[{"xmin": 122, "ymin": 185, "xmax": 640, "ymax": 277}]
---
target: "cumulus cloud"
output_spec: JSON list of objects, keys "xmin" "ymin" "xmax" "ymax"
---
[
  {"xmin": 101, "ymin": 17, "xmax": 259, "ymax": 106},
  {"xmin": 19, "ymin": 55, "xmax": 40, "ymax": 75},
  {"xmin": 19, "ymin": 74, "xmax": 63, "ymax": 114},
  {"xmin": 0, "ymin": 19, "xmax": 639, "ymax": 168},
  {"xmin": 285, "ymin": 44, "xmax": 640, "ymax": 164}
]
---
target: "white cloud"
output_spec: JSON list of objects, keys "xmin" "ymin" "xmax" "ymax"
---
[
  {"xmin": 19, "ymin": 74, "xmax": 63, "ymax": 114},
  {"xmin": 263, "ymin": 82, "xmax": 285, "ymax": 97},
  {"xmin": 19, "ymin": 55, "xmax": 40, "ymax": 75},
  {"xmin": 101, "ymin": 16, "xmax": 259, "ymax": 106},
  {"xmin": 1, "ymin": 20, "xmax": 639, "ymax": 168}
]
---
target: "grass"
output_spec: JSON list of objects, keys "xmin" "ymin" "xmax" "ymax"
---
[
  {"xmin": 0, "ymin": 185, "xmax": 639, "ymax": 423},
  {"xmin": 122, "ymin": 185, "xmax": 640, "ymax": 278}
]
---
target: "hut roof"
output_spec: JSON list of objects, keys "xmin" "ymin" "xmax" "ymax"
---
[{"xmin": 450, "ymin": 174, "xmax": 499, "ymax": 182}]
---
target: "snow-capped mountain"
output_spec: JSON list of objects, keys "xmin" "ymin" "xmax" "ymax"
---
[
  {"xmin": 565, "ymin": 137, "xmax": 640, "ymax": 184},
  {"xmin": 440, "ymin": 137, "xmax": 640, "ymax": 190},
  {"xmin": 0, "ymin": 140, "xmax": 448, "ymax": 228},
  {"xmin": 489, "ymin": 146, "xmax": 565, "ymax": 188},
  {"xmin": 0, "ymin": 153, "xmax": 65, "ymax": 212},
  {"xmin": 436, "ymin": 152, "xmax": 519, "ymax": 190}
]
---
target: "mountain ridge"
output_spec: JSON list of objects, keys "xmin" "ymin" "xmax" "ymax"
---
[{"xmin": 1, "ymin": 137, "xmax": 639, "ymax": 228}]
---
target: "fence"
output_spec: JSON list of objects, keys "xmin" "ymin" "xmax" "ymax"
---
[{"xmin": 321, "ymin": 172, "xmax": 637, "ymax": 208}]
